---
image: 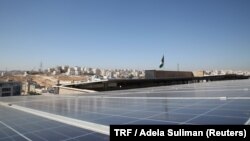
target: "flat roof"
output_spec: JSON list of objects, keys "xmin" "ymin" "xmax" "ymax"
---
[
  {"xmin": 0, "ymin": 81, "xmax": 21, "ymax": 84},
  {"xmin": 1, "ymin": 79, "xmax": 250, "ymax": 140}
]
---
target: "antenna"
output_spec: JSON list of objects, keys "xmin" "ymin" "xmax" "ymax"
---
[{"xmin": 39, "ymin": 61, "xmax": 43, "ymax": 72}]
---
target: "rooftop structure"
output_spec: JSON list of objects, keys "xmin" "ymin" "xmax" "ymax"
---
[
  {"xmin": 0, "ymin": 81, "xmax": 21, "ymax": 97},
  {"xmin": 145, "ymin": 70, "xmax": 194, "ymax": 79}
]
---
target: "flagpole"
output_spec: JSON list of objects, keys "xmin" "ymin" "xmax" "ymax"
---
[{"xmin": 159, "ymin": 55, "xmax": 164, "ymax": 70}]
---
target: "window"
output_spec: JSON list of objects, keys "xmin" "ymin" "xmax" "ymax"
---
[{"xmin": 2, "ymin": 88, "xmax": 11, "ymax": 92}]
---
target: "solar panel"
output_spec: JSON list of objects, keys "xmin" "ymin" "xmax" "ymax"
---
[
  {"xmin": 0, "ymin": 105, "xmax": 108, "ymax": 141},
  {"xmin": 0, "ymin": 79, "xmax": 250, "ymax": 140}
]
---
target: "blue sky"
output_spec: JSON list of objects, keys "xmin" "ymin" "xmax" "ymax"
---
[{"xmin": 0, "ymin": 0, "xmax": 250, "ymax": 71}]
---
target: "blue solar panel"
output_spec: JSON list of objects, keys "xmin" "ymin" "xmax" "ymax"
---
[
  {"xmin": 0, "ymin": 79, "xmax": 250, "ymax": 140},
  {"xmin": 0, "ymin": 105, "xmax": 108, "ymax": 141}
]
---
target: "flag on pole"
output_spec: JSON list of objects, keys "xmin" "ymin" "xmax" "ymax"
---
[{"xmin": 159, "ymin": 55, "xmax": 164, "ymax": 68}]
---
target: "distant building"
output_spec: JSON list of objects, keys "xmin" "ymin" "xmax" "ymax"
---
[
  {"xmin": 88, "ymin": 68, "xmax": 94, "ymax": 74},
  {"xmin": 55, "ymin": 66, "xmax": 62, "ymax": 73},
  {"xmin": 193, "ymin": 70, "xmax": 205, "ymax": 77},
  {"xmin": 61, "ymin": 65, "xmax": 69, "ymax": 73},
  {"xmin": 47, "ymin": 68, "xmax": 55, "ymax": 73},
  {"xmin": 74, "ymin": 66, "xmax": 80, "ymax": 75},
  {"xmin": 145, "ymin": 70, "xmax": 194, "ymax": 79},
  {"xmin": 95, "ymin": 68, "xmax": 102, "ymax": 76},
  {"xmin": 0, "ymin": 82, "xmax": 21, "ymax": 97},
  {"xmin": 66, "ymin": 68, "xmax": 75, "ymax": 75},
  {"xmin": 81, "ymin": 67, "xmax": 87, "ymax": 74}
]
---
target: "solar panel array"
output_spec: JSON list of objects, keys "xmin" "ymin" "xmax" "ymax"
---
[
  {"xmin": 0, "ymin": 105, "xmax": 108, "ymax": 141},
  {"xmin": 0, "ymin": 79, "xmax": 250, "ymax": 140}
]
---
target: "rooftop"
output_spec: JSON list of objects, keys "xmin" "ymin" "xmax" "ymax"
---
[{"xmin": 1, "ymin": 79, "xmax": 250, "ymax": 140}]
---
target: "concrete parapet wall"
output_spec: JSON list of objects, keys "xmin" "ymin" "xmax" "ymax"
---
[{"xmin": 55, "ymin": 86, "xmax": 96, "ymax": 94}]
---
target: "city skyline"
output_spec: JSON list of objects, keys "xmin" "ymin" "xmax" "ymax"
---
[{"xmin": 0, "ymin": 0, "xmax": 250, "ymax": 71}]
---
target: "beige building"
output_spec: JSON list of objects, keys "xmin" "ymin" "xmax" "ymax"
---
[{"xmin": 193, "ymin": 70, "xmax": 205, "ymax": 77}]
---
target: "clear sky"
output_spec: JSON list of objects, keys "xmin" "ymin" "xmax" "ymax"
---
[{"xmin": 0, "ymin": 0, "xmax": 250, "ymax": 71}]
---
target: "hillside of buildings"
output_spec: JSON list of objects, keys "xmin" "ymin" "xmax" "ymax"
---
[
  {"xmin": 0, "ymin": 74, "xmax": 87, "ymax": 88},
  {"xmin": 0, "ymin": 66, "xmax": 249, "ymax": 95}
]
